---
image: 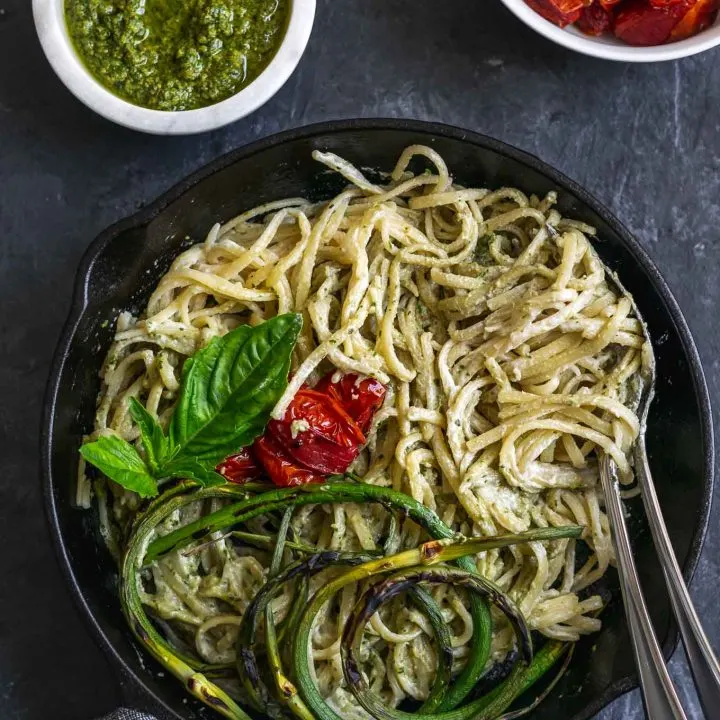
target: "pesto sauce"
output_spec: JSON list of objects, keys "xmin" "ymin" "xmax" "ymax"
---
[{"xmin": 65, "ymin": 0, "xmax": 289, "ymax": 111}]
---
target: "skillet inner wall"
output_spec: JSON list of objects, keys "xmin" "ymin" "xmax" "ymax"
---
[{"xmin": 50, "ymin": 127, "xmax": 707, "ymax": 720}]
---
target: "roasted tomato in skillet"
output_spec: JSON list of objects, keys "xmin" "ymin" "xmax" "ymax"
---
[
  {"xmin": 253, "ymin": 434, "xmax": 325, "ymax": 487},
  {"xmin": 267, "ymin": 387, "xmax": 366, "ymax": 474},
  {"xmin": 215, "ymin": 447, "xmax": 263, "ymax": 484},
  {"xmin": 217, "ymin": 372, "xmax": 387, "ymax": 488},
  {"xmin": 314, "ymin": 372, "xmax": 387, "ymax": 434}
]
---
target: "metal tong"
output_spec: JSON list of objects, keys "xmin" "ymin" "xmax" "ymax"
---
[
  {"xmin": 596, "ymin": 280, "xmax": 720, "ymax": 719},
  {"xmin": 542, "ymin": 222, "xmax": 718, "ymax": 717}
]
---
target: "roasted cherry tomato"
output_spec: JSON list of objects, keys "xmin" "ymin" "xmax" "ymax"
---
[
  {"xmin": 548, "ymin": 0, "xmax": 588, "ymax": 10},
  {"xmin": 577, "ymin": 2, "xmax": 614, "ymax": 34},
  {"xmin": 220, "ymin": 372, "xmax": 386, "ymax": 488},
  {"xmin": 614, "ymin": 0, "xmax": 692, "ymax": 45},
  {"xmin": 525, "ymin": 0, "xmax": 583, "ymax": 26},
  {"xmin": 669, "ymin": 0, "xmax": 718, "ymax": 39},
  {"xmin": 649, "ymin": 0, "xmax": 691, "ymax": 6},
  {"xmin": 314, "ymin": 372, "xmax": 387, "ymax": 434},
  {"xmin": 253, "ymin": 434, "xmax": 324, "ymax": 487},
  {"xmin": 215, "ymin": 448, "xmax": 263, "ymax": 484},
  {"xmin": 267, "ymin": 388, "xmax": 365, "ymax": 474}
]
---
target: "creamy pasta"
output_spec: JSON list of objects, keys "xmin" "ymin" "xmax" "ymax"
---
[{"xmin": 82, "ymin": 145, "xmax": 646, "ymax": 713}]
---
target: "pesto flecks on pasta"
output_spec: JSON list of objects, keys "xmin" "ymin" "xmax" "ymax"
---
[{"xmin": 80, "ymin": 146, "xmax": 647, "ymax": 719}]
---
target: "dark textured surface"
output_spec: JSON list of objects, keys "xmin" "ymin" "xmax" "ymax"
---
[{"xmin": 0, "ymin": 1, "xmax": 717, "ymax": 719}]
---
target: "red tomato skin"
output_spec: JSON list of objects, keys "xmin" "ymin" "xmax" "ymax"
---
[
  {"xmin": 216, "ymin": 448, "xmax": 263, "ymax": 484},
  {"xmin": 222, "ymin": 373, "xmax": 386, "ymax": 486},
  {"xmin": 614, "ymin": 0, "xmax": 693, "ymax": 45},
  {"xmin": 548, "ymin": 0, "xmax": 588, "ymax": 11},
  {"xmin": 253, "ymin": 435, "xmax": 324, "ymax": 487},
  {"xmin": 525, "ymin": 0, "xmax": 582, "ymax": 26},
  {"xmin": 577, "ymin": 3, "xmax": 614, "ymax": 34},
  {"xmin": 649, "ymin": 0, "xmax": 692, "ymax": 6},
  {"xmin": 267, "ymin": 388, "xmax": 365, "ymax": 474},
  {"xmin": 525, "ymin": 0, "xmax": 711, "ymax": 44},
  {"xmin": 276, "ymin": 388, "xmax": 364, "ymax": 446},
  {"xmin": 669, "ymin": 0, "xmax": 718, "ymax": 39},
  {"xmin": 314, "ymin": 372, "xmax": 387, "ymax": 433}
]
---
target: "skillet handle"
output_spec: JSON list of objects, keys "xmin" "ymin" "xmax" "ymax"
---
[{"xmin": 79, "ymin": 225, "xmax": 157, "ymax": 311}]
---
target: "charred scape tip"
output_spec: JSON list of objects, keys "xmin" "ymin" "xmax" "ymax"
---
[
  {"xmin": 279, "ymin": 678, "xmax": 297, "ymax": 698},
  {"xmin": 201, "ymin": 686, "xmax": 229, "ymax": 708},
  {"xmin": 133, "ymin": 621, "xmax": 150, "ymax": 642},
  {"xmin": 239, "ymin": 648, "xmax": 262, "ymax": 684},
  {"xmin": 344, "ymin": 655, "xmax": 364, "ymax": 687},
  {"xmin": 420, "ymin": 539, "xmax": 445, "ymax": 562}
]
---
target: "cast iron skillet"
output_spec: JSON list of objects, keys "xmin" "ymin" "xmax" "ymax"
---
[{"xmin": 42, "ymin": 119, "xmax": 714, "ymax": 720}]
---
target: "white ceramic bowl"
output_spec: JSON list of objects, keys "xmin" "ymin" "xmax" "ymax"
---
[
  {"xmin": 34, "ymin": 0, "xmax": 316, "ymax": 134},
  {"xmin": 500, "ymin": 0, "xmax": 720, "ymax": 62}
]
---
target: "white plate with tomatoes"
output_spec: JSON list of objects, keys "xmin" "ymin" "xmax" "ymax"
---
[{"xmin": 500, "ymin": 0, "xmax": 720, "ymax": 61}]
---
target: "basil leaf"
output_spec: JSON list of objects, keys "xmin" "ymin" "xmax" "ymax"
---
[
  {"xmin": 162, "ymin": 456, "xmax": 225, "ymax": 488},
  {"xmin": 80, "ymin": 435, "xmax": 158, "ymax": 499},
  {"xmin": 168, "ymin": 313, "xmax": 302, "ymax": 467},
  {"xmin": 79, "ymin": 313, "xmax": 301, "ymax": 498},
  {"xmin": 128, "ymin": 398, "xmax": 169, "ymax": 474}
]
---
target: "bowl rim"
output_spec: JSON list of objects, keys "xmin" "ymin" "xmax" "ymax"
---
[
  {"xmin": 32, "ymin": 0, "xmax": 316, "ymax": 135},
  {"xmin": 41, "ymin": 118, "xmax": 715, "ymax": 720},
  {"xmin": 499, "ymin": 0, "xmax": 720, "ymax": 62}
]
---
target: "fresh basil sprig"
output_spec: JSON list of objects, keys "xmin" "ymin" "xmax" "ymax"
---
[
  {"xmin": 80, "ymin": 435, "xmax": 159, "ymax": 499},
  {"xmin": 80, "ymin": 313, "xmax": 302, "ymax": 498}
]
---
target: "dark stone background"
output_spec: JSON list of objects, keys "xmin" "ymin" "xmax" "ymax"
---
[{"xmin": 0, "ymin": 1, "xmax": 717, "ymax": 718}]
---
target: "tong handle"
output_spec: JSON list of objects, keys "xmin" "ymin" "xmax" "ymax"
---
[
  {"xmin": 634, "ymin": 441, "xmax": 720, "ymax": 718},
  {"xmin": 600, "ymin": 455, "xmax": 687, "ymax": 720}
]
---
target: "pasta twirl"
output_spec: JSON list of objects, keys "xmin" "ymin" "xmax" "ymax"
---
[{"xmin": 83, "ymin": 146, "xmax": 646, "ymax": 711}]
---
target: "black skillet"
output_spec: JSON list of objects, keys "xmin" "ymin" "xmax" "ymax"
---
[{"xmin": 41, "ymin": 119, "xmax": 714, "ymax": 720}]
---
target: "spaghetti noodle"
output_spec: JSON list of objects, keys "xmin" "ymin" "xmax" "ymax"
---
[{"xmin": 82, "ymin": 145, "xmax": 646, "ymax": 715}]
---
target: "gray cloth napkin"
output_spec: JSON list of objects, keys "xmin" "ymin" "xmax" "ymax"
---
[{"xmin": 100, "ymin": 711, "xmax": 157, "ymax": 720}]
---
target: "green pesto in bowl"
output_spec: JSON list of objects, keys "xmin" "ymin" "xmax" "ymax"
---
[{"xmin": 64, "ymin": 0, "xmax": 289, "ymax": 111}]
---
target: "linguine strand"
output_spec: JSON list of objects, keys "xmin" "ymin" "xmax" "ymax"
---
[{"xmin": 84, "ymin": 146, "xmax": 646, "ymax": 710}]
